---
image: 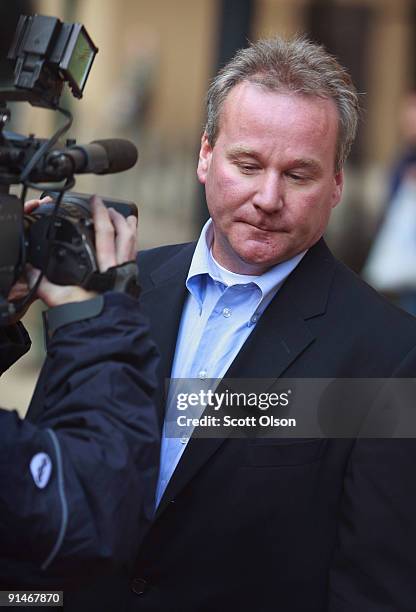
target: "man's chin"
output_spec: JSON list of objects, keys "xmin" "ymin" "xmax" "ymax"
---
[
  {"xmin": 232, "ymin": 248, "xmax": 290, "ymax": 274},
  {"xmin": 235, "ymin": 241, "xmax": 292, "ymax": 268}
]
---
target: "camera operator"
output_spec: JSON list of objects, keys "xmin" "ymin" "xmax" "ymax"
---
[{"xmin": 0, "ymin": 196, "xmax": 160, "ymax": 588}]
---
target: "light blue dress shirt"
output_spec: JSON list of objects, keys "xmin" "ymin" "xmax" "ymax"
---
[{"xmin": 155, "ymin": 220, "xmax": 306, "ymax": 507}]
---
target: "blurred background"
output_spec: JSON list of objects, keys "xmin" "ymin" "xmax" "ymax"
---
[{"xmin": 2, "ymin": 0, "xmax": 416, "ymax": 413}]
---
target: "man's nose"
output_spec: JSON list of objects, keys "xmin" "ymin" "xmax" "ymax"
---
[{"xmin": 252, "ymin": 172, "xmax": 283, "ymax": 212}]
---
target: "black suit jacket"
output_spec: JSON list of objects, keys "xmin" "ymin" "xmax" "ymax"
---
[{"xmin": 67, "ymin": 239, "xmax": 416, "ymax": 611}]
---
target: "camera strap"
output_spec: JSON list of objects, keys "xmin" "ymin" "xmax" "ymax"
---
[{"xmin": 85, "ymin": 261, "xmax": 141, "ymax": 298}]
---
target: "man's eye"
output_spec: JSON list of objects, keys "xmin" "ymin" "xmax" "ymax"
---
[
  {"xmin": 287, "ymin": 172, "xmax": 308, "ymax": 181},
  {"xmin": 238, "ymin": 164, "xmax": 259, "ymax": 173}
]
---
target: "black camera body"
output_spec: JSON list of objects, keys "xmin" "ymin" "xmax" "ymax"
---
[{"xmin": 27, "ymin": 193, "xmax": 137, "ymax": 287}]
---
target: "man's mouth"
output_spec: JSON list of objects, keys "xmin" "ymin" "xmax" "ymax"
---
[{"xmin": 241, "ymin": 220, "xmax": 285, "ymax": 233}]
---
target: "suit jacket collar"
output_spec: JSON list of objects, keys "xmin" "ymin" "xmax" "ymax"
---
[
  {"xmin": 140, "ymin": 243, "xmax": 195, "ymax": 427},
  {"xmin": 141, "ymin": 239, "xmax": 337, "ymax": 517}
]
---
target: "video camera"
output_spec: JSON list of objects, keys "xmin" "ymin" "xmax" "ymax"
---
[{"xmin": 0, "ymin": 14, "xmax": 139, "ymax": 325}]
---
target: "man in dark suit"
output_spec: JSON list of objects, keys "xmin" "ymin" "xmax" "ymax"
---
[{"xmin": 65, "ymin": 37, "xmax": 416, "ymax": 610}]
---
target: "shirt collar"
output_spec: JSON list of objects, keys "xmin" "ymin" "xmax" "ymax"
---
[{"xmin": 186, "ymin": 219, "xmax": 306, "ymax": 307}]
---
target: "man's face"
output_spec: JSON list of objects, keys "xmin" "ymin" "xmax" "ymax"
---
[{"xmin": 197, "ymin": 81, "xmax": 344, "ymax": 274}]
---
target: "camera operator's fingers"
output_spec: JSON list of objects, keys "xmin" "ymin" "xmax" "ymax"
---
[
  {"xmin": 24, "ymin": 195, "xmax": 52, "ymax": 214},
  {"xmin": 6, "ymin": 275, "xmax": 36, "ymax": 323},
  {"xmin": 27, "ymin": 266, "xmax": 97, "ymax": 308},
  {"xmin": 125, "ymin": 214, "xmax": 138, "ymax": 259},
  {"xmin": 26, "ymin": 267, "xmax": 41, "ymax": 289},
  {"xmin": 91, "ymin": 195, "xmax": 117, "ymax": 271},
  {"xmin": 7, "ymin": 278, "xmax": 30, "ymax": 302},
  {"xmin": 108, "ymin": 208, "xmax": 137, "ymax": 264},
  {"xmin": 127, "ymin": 214, "xmax": 138, "ymax": 235}
]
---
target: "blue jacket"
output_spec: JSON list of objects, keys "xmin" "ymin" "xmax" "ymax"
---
[{"xmin": 0, "ymin": 292, "xmax": 160, "ymax": 587}]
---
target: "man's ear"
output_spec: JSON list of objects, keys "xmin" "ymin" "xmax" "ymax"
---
[
  {"xmin": 197, "ymin": 132, "xmax": 213, "ymax": 185},
  {"xmin": 331, "ymin": 169, "xmax": 344, "ymax": 208}
]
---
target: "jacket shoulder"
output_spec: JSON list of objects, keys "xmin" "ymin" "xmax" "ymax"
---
[
  {"xmin": 334, "ymin": 258, "xmax": 416, "ymax": 330},
  {"xmin": 137, "ymin": 242, "xmax": 194, "ymax": 274},
  {"xmin": 328, "ymin": 258, "xmax": 416, "ymax": 372}
]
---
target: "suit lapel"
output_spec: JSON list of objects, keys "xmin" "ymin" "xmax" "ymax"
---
[
  {"xmin": 155, "ymin": 239, "xmax": 337, "ymax": 517},
  {"xmin": 139, "ymin": 244, "xmax": 195, "ymax": 427}
]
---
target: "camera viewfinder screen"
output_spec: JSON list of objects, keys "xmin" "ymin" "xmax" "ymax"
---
[{"xmin": 67, "ymin": 29, "xmax": 96, "ymax": 92}]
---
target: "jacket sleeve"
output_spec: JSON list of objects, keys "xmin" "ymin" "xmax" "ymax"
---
[
  {"xmin": 0, "ymin": 292, "xmax": 160, "ymax": 587},
  {"xmin": 0, "ymin": 322, "xmax": 31, "ymax": 374}
]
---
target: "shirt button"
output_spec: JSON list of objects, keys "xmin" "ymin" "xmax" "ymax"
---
[
  {"xmin": 180, "ymin": 436, "xmax": 188, "ymax": 444},
  {"xmin": 222, "ymin": 307, "xmax": 232, "ymax": 318},
  {"xmin": 199, "ymin": 369, "xmax": 208, "ymax": 379},
  {"xmin": 250, "ymin": 313, "xmax": 259, "ymax": 324}
]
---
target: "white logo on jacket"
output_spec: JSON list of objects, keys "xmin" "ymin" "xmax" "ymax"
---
[{"xmin": 30, "ymin": 452, "xmax": 52, "ymax": 489}]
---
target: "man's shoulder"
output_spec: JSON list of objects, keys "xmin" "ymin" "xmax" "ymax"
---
[
  {"xmin": 137, "ymin": 242, "xmax": 195, "ymax": 273},
  {"xmin": 292, "ymin": 240, "xmax": 416, "ymax": 363},
  {"xmin": 304, "ymin": 240, "xmax": 416, "ymax": 328},
  {"xmin": 335, "ymin": 257, "xmax": 416, "ymax": 324},
  {"xmin": 328, "ymin": 255, "xmax": 416, "ymax": 368}
]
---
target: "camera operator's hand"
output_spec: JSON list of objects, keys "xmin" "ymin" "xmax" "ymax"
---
[{"xmin": 29, "ymin": 195, "xmax": 138, "ymax": 308}]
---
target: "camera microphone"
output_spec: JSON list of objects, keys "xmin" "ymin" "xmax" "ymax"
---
[{"xmin": 45, "ymin": 138, "xmax": 139, "ymax": 179}]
